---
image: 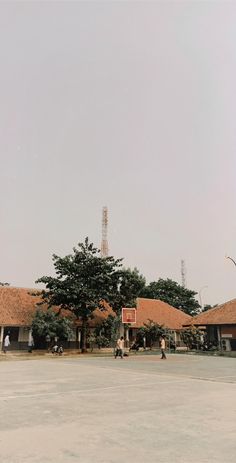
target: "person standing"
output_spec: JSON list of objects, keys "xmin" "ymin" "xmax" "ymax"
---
[
  {"xmin": 160, "ymin": 335, "xmax": 167, "ymax": 359},
  {"xmin": 115, "ymin": 336, "xmax": 124, "ymax": 359},
  {"xmin": 3, "ymin": 333, "xmax": 10, "ymax": 353},
  {"xmin": 28, "ymin": 333, "xmax": 34, "ymax": 353}
]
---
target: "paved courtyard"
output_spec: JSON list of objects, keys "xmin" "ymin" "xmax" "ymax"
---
[{"xmin": 0, "ymin": 353, "xmax": 236, "ymax": 463}]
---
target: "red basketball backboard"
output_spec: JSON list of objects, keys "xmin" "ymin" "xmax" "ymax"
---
[{"xmin": 122, "ymin": 308, "xmax": 136, "ymax": 324}]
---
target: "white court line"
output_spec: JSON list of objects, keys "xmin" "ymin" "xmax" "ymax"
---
[{"xmin": 0, "ymin": 378, "xmax": 186, "ymax": 402}]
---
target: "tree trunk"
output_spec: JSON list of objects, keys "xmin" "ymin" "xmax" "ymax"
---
[{"xmin": 81, "ymin": 318, "xmax": 87, "ymax": 353}]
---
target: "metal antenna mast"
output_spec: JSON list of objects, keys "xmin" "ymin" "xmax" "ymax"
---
[
  {"xmin": 181, "ymin": 259, "xmax": 186, "ymax": 287},
  {"xmin": 101, "ymin": 206, "xmax": 109, "ymax": 257}
]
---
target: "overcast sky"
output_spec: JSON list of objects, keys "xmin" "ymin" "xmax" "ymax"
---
[{"xmin": 0, "ymin": 1, "xmax": 236, "ymax": 306}]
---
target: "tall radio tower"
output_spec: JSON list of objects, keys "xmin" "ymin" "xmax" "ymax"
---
[
  {"xmin": 181, "ymin": 259, "xmax": 186, "ymax": 287},
  {"xmin": 101, "ymin": 206, "xmax": 109, "ymax": 257}
]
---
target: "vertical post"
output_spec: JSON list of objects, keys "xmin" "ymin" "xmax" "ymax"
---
[
  {"xmin": 78, "ymin": 330, "xmax": 81, "ymax": 349},
  {"xmin": 125, "ymin": 327, "xmax": 129, "ymax": 348},
  {"xmin": 143, "ymin": 336, "xmax": 146, "ymax": 350},
  {"xmin": 120, "ymin": 323, "xmax": 124, "ymax": 338},
  {"xmin": 217, "ymin": 326, "xmax": 221, "ymax": 351},
  {"xmin": 174, "ymin": 331, "xmax": 177, "ymax": 348},
  {"xmin": 0, "ymin": 326, "xmax": 4, "ymax": 351}
]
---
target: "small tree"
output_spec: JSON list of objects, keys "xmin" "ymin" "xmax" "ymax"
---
[
  {"xmin": 137, "ymin": 320, "xmax": 166, "ymax": 349},
  {"xmin": 31, "ymin": 309, "xmax": 73, "ymax": 348},
  {"xmin": 94, "ymin": 314, "xmax": 121, "ymax": 349},
  {"xmin": 180, "ymin": 326, "xmax": 204, "ymax": 350}
]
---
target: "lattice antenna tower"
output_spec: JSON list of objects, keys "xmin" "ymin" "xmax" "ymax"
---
[
  {"xmin": 101, "ymin": 206, "xmax": 109, "ymax": 257},
  {"xmin": 181, "ymin": 259, "xmax": 186, "ymax": 287}
]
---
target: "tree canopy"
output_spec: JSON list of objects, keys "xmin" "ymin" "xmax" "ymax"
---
[
  {"xmin": 36, "ymin": 238, "xmax": 122, "ymax": 351},
  {"xmin": 140, "ymin": 278, "xmax": 200, "ymax": 316},
  {"xmin": 109, "ymin": 267, "xmax": 146, "ymax": 314},
  {"xmin": 36, "ymin": 239, "xmax": 146, "ymax": 351}
]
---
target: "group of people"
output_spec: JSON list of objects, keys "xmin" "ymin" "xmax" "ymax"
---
[
  {"xmin": 3, "ymin": 331, "xmax": 167, "ymax": 359},
  {"xmin": 51, "ymin": 344, "xmax": 64, "ymax": 355},
  {"xmin": 2, "ymin": 333, "xmax": 64, "ymax": 355},
  {"xmin": 115, "ymin": 335, "xmax": 167, "ymax": 359}
]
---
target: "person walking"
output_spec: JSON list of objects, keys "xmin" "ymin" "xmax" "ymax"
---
[
  {"xmin": 115, "ymin": 336, "xmax": 124, "ymax": 359},
  {"xmin": 3, "ymin": 333, "xmax": 10, "ymax": 353},
  {"xmin": 160, "ymin": 335, "xmax": 167, "ymax": 359}
]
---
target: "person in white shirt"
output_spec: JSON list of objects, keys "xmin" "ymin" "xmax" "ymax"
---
[
  {"xmin": 160, "ymin": 335, "xmax": 167, "ymax": 359},
  {"xmin": 115, "ymin": 336, "xmax": 124, "ymax": 359},
  {"xmin": 3, "ymin": 333, "xmax": 10, "ymax": 353}
]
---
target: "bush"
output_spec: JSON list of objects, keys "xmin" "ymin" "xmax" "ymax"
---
[
  {"xmin": 31, "ymin": 309, "xmax": 73, "ymax": 348},
  {"xmin": 95, "ymin": 335, "xmax": 110, "ymax": 349}
]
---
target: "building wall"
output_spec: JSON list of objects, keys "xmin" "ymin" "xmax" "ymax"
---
[
  {"xmin": 221, "ymin": 325, "xmax": 236, "ymax": 338},
  {"xmin": 18, "ymin": 327, "xmax": 30, "ymax": 342}
]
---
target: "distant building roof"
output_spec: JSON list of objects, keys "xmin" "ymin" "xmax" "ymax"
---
[
  {"xmin": 187, "ymin": 299, "xmax": 236, "ymax": 326},
  {"xmin": 0, "ymin": 286, "xmax": 114, "ymax": 327},
  {"xmin": 133, "ymin": 298, "xmax": 192, "ymax": 330},
  {"xmin": 0, "ymin": 286, "xmax": 42, "ymax": 326}
]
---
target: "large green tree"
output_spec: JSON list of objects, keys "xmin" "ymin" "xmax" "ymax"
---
[
  {"xmin": 36, "ymin": 238, "xmax": 123, "ymax": 352},
  {"xmin": 140, "ymin": 278, "xmax": 200, "ymax": 316}
]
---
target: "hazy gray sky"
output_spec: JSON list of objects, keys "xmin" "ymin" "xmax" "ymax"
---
[{"xmin": 0, "ymin": 1, "xmax": 236, "ymax": 306}]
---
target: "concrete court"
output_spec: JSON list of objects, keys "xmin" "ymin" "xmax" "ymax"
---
[{"xmin": 0, "ymin": 354, "xmax": 236, "ymax": 463}]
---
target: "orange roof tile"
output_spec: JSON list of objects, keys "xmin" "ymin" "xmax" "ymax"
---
[
  {"xmin": 0, "ymin": 286, "xmax": 43, "ymax": 326},
  {"xmin": 133, "ymin": 298, "xmax": 192, "ymax": 330},
  {"xmin": 0, "ymin": 286, "xmax": 114, "ymax": 327},
  {"xmin": 188, "ymin": 299, "xmax": 236, "ymax": 326}
]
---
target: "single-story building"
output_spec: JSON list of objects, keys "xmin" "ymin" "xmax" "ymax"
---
[
  {"xmin": 126, "ymin": 297, "xmax": 192, "ymax": 348},
  {"xmin": 184, "ymin": 299, "xmax": 236, "ymax": 351},
  {"xmin": 0, "ymin": 287, "xmax": 192, "ymax": 351},
  {"xmin": 0, "ymin": 286, "xmax": 114, "ymax": 350}
]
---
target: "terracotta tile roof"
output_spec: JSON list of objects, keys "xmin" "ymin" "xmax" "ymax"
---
[
  {"xmin": 188, "ymin": 299, "xmax": 236, "ymax": 326},
  {"xmin": 0, "ymin": 286, "xmax": 43, "ymax": 326},
  {"xmin": 75, "ymin": 302, "xmax": 115, "ymax": 327},
  {"xmin": 133, "ymin": 298, "xmax": 192, "ymax": 330},
  {"xmin": 0, "ymin": 286, "xmax": 115, "ymax": 327}
]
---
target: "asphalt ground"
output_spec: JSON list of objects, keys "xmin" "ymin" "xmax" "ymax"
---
[{"xmin": 0, "ymin": 353, "xmax": 236, "ymax": 463}]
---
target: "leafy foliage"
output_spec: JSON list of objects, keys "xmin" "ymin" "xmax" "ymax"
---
[
  {"xmin": 109, "ymin": 267, "xmax": 146, "ymax": 314},
  {"xmin": 140, "ymin": 278, "xmax": 200, "ymax": 316},
  {"xmin": 94, "ymin": 314, "xmax": 121, "ymax": 348},
  {"xmin": 201, "ymin": 304, "xmax": 218, "ymax": 312},
  {"xmin": 136, "ymin": 319, "xmax": 167, "ymax": 349},
  {"xmin": 36, "ymin": 238, "xmax": 123, "ymax": 351},
  {"xmin": 94, "ymin": 334, "xmax": 110, "ymax": 349},
  {"xmin": 180, "ymin": 326, "xmax": 204, "ymax": 350},
  {"xmin": 31, "ymin": 309, "xmax": 73, "ymax": 347}
]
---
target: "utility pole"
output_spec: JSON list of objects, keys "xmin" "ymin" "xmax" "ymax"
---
[{"xmin": 101, "ymin": 206, "xmax": 109, "ymax": 257}]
